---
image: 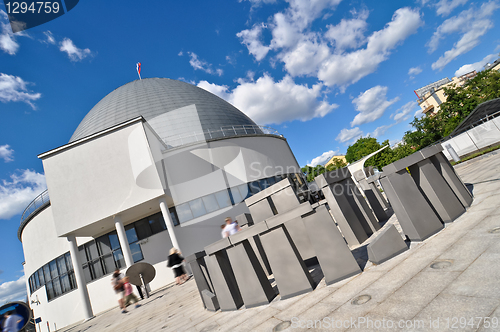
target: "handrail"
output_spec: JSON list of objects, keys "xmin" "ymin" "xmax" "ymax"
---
[
  {"xmin": 162, "ymin": 125, "xmax": 281, "ymax": 149},
  {"xmin": 20, "ymin": 189, "xmax": 50, "ymax": 225}
]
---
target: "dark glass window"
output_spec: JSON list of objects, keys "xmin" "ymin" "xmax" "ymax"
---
[
  {"xmin": 150, "ymin": 214, "xmax": 166, "ymax": 234},
  {"xmin": 135, "ymin": 218, "xmax": 152, "ymax": 240},
  {"xmin": 37, "ymin": 268, "xmax": 44, "ymax": 285},
  {"xmin": 169, "ymin": 207, "xmax": 179, "ymax": 226},
  {"xmin": 125, "ymin": 225, "xmax": 138, "ymax": 243},
  {"xmin": 29, "ymin": 252, "xmax": 77, "ymax": 301}
]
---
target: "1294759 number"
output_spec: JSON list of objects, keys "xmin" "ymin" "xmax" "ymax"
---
[{"xmin": 5, "ymin": 2, "xmax": 60, "ymax": 14}]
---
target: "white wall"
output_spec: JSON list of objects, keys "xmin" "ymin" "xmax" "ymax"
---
[
  {"xmin": 41, "ymin": 121, "xmax": 164, "ymax": 237},
  {"xmin": 441, "ymin": 118, "xmax": 500, "ymax": 159}
]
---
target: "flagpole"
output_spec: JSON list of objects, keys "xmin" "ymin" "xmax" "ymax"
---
[{"xmin": 136, "ymin": 62, "xmax": 142, "ymax": 80}]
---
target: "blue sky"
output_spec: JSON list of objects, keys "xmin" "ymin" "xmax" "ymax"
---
[{"xmin": 0, "ymin": 0, "xmax": 499, "ymax": 303}]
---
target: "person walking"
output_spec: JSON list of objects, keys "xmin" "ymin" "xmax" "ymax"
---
[
  {"xmin": 111, "ymin": 269, "xmax": 127, "ymax": 313},
  {"xmin": 167, "ymin": 248, "xmax": 189, "ymax": 285},
  {"xmin": 122, "ymin": 277, "xmax": 141, "ymax": 309},
  {"xmin": 221, "ymin": 217, "xmax": 241, "ymax": 238},
  {"xmin": 2, "ymin": 311, "xmax": 23, "ymax": 332}
]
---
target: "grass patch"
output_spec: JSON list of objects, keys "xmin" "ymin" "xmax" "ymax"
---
[{"xmin": 451, "ymin": 143, "xmax": 500, "ymax": 165}]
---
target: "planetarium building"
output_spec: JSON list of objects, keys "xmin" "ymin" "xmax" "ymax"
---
[{"xmin": 19, "ymin": 78, "xmax": 304, "ymax": 328}]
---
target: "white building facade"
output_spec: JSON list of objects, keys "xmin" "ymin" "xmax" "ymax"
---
[{"xmin": 19, "ymin": 78, "xmax": 304, "ymax": 329}]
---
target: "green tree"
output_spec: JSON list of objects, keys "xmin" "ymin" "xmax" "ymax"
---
[
  {"xmin": 345, "ymin": 137, "xmax": 381, "ymax": 164},
  {"xmin": 301, "ymin": 164, "xmax": 326, "ymax": 182},
  {"xmin": 405, "ymin": 69, "xmax": 500, "ymax": 148}
]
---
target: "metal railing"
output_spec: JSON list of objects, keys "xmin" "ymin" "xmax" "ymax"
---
[
  {"xmin": 20, "ymin": 189, "xmax": 50, "ymax": 225},
  {"xmin": 162, "ymin": 125, "xmax": 281, "ymax": 149}
]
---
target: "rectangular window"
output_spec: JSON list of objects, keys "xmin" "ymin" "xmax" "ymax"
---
[
  {"xmin": 108, "ymin": 232, "xmax": 121, "ymax": 251},
  {"xmin": 29, "ymin": 252, "xmax": 76, "ymax": 300},
  {"xmin": 90, "ymin": 260, "xmax": 104, "ymax": 280},
  {"xmin": 34, "ymin": 271, "xmax": 40, "ymax": 289},
  {"xmin": 65, "ymin": 253, "xmax": 73, "ymax": 271},
  {"xmin": 129, "ymin": 243, "xmax": 144, "ymax": 263},
  {"xmin": 176, "ymin": 203, "xmax": 193, "ymax": 223},
  {"xmin": 102, "ymin": 254, "xmax": 115, "ymax": 274},
  {"xmin": 135, "ymin": 218, "xmax": 152, "ymax": 240},
  {"xmin": 150, "ymin": 214, "xmax": 166, "ymax": 234},
  {"xmin": 57, "ymin": 256, "xmax": 67, "ymax": 274},
  {"xmin": 97, "ymin": 236, "xmax": 112, "ymax": 255},
  {"xmin": 229, "ymin": 188, "xmax": 242, "ymax": 204},
  {"xmin": 169, "ymin": 207, "xmax": 179, "ymax": 226},
  {"xmin": 86, "ymin": 241, "xmax": 99, "ymax": 261},
  {"xmin": 37, "ymin": 268, "xmax": 45, "ymax": 285},
  {"xmin": 43, "ymin": 264, "xmax": 51, "ymax": 284},
  {"xmin": 125, "ymin": 225, "xmax": 138, "ymax": 244},
  {"xmin": 53, "ymin": 278, "xmax": 62, "ymax": 297},
  {"xmin": 215, "ymin": 190, "xmax": 232, "ymax": 208},
  {"xmin": 113, "ymin": 249, "xmax": 125, "ymax": 269},
  {"xmin": 60, "ymin": 274, "xmax": 71, "ymax": 293},
  {"xmin": 46, "ymin": 281, "xmax": 55, "ymax": 300},
  {"xmin": 49, "ymin": 260, "xmax": 58, "ymax": 279},
  {"xmin": 189, "ymin": 198, "xmax": 207, "ymax": 218},
  {"xmin": 237, "ymin": 184, "xmax": 251, "ymax": 200},
  {"xmin": 202, "ymin": 194, "xmax": 219, "ymax": 213}
]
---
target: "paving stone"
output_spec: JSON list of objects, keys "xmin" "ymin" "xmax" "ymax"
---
[
  {"xmin": 444, "ymin": 250, "xmax": 500, "ymax": 299},
  {"xmin": 412, "ymin": 293, "xmax": 500, "ymax": 332}
]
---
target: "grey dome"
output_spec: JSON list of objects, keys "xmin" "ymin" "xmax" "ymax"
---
[{"xmin": 70, "ymin": 78, "xmax": 258, "ymax": 143}]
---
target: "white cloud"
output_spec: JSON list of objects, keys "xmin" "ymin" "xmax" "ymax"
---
[
  {"xmin": 308, "ymin": 150, "xmax": 339, "ymax": 167},
  {"xmin": 370, "ymin": 124, "xmax": 394, "ymax": 138},
  {"xmin": 188, "ymin": 52, "xmax": 223, "ymax": 76},
  {"xmin": 430, "ymin": 2, "xmax": 499, "ymax": 70},
  {"xmin": 0, "ymin": 169, "xmax": 46, "ymax": 220},
  {"xmin": 351, "ymin": 86, "xmax": 399, "ymax": 126},
  {"xmin": 391, "ymin": 101, "xmax": 417, "ymax": 123},
  {"xmin": 0, "ymin": 275, "xmax": 26, "ymax": 304},
  {"xmin": 270, "ymin": 12, "xmax": 302, "ymax": 49},
  {"xmin": 237, "ymin": 23, "xmax": 270, "ymax": 61},
  {"xmin": 317, "ymin": 8, "xmax": 422, "ymax": 89},
  {"xmin": 455, "ymin": 53, "xmax": 498, "ymax": 76},
  {"xmin": 59, "ymin": 38, "xmax": 92, "ymax": 62},
  {"xmin": 324, "ymin": 10, "xmax": 369, "ymax": 51},
  {"xmin": 336, "ymin": 127, "xmax": 364, "ymax": 143},
  {"xmin": 198, "ymin": 74, "xmax": 338, "ymax": 125},
  {"xmin": 0, "ymin": 145, "xmax": 14, "ymax": 162},
  {"xmin": 42, "ymin": 31, "xmax": 56, "ymax": 44},
  {"xmin": 0, "ymin": 10, "xmax": 29, "ymax": 55},
  {"xmin": 0, "ymin": 73, "xmax": 41, "ymax": 109},
  {"xmin": 408, "ymin": 66, "xmax": 422, "ymax": 76},
  {"xmin": 178, "ymin": 51, "xmax": 183, "ymax": 56},
  {"xmin": 435, "ymin": 0, "xmax": 468, "ymax": 16},
  {"xmin": 278, "ymin": 34, "xmax": 330, "ymax": 76},
  {"xmin": 284, "ymin": 0, "xmax": 342, "ymax": 31}
]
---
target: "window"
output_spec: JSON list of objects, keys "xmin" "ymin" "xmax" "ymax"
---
[
  {"xmin": 125, "ymin": 225, "xmax": 144, "ymax": 263},
  {"xmin": 28, "ymin": 252, "xmax": 77, "ymax": 301}
]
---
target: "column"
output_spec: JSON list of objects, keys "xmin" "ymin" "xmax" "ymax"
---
[
  {"xmin": 67, "ymin": 235, "xmax": 94, "ymax": 320},
  {"xmin": 114, "ymin": 215, "xmax": 134, "ymax": 267},
  {"xmin": 159, "ymin": 197, "xmax": 180, "ymax": 251}
]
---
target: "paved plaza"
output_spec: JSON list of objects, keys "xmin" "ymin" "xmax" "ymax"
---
[{"xmin": 59, "ymin": 152, "xmax": 500, "ymax": 332}]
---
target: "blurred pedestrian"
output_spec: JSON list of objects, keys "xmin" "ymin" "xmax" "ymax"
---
[
  {"xmin": 123, "ymin": 277, "xmax": 141, "ymax": 308},
  {"xmin": 222, "ymin": 217, "xmax": 241, "ymax": 238},
  {"xmin": 167, "ymin": 248, "xmax": 188, "ymax": 285},
  {"xmin": 2, "ymin": 311, "xmax": 23, "ymax": 332},
  {"xmin": 111, "ymin": 269, "xmax": 127, "ymax": 313}
]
